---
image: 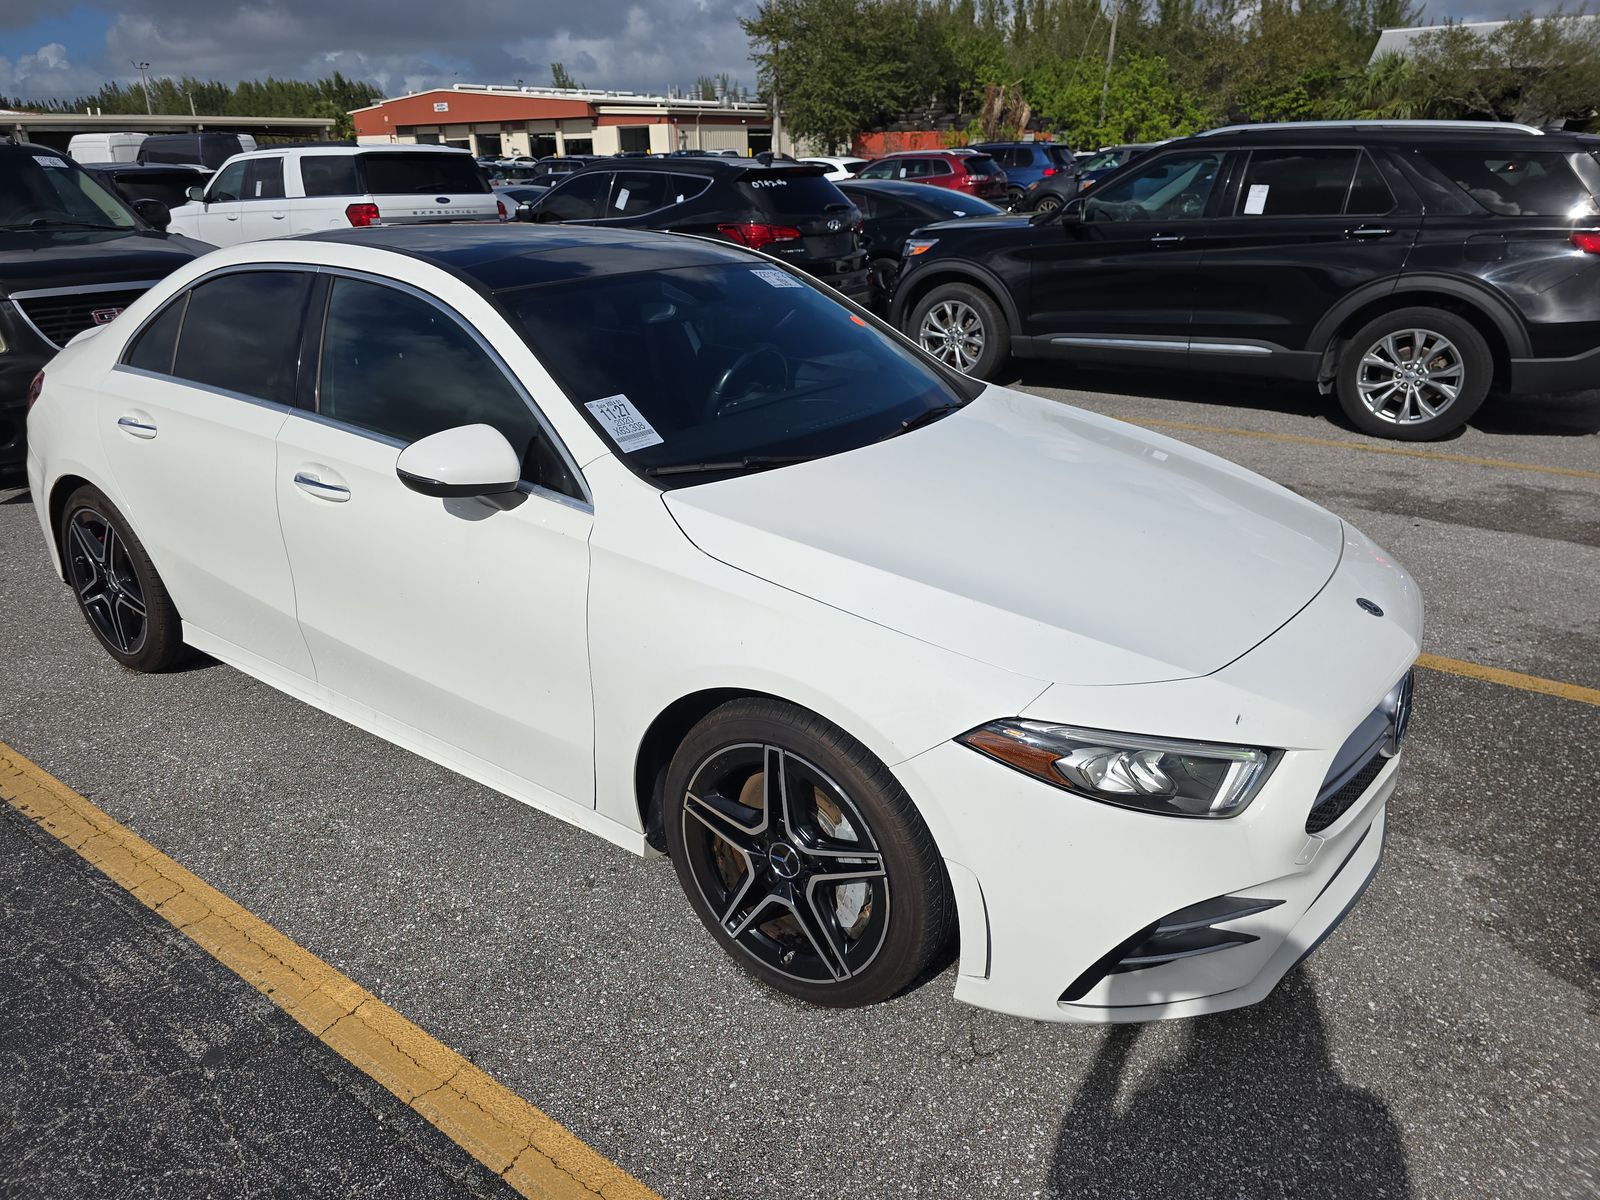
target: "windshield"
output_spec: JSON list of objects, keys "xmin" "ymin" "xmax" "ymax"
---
[
  {"xmin": 0, "ymin": 153, "xmax": 137, "ymax": 230},
  {"xmin": 501, "ymin": 262, "xmax": 970, "ymax": 481},
  {"xmin": 1079, "ymin": 150, "xmax": 1124, "ymax": 173}
]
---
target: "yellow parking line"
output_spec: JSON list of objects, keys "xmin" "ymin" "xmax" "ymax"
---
[
  {"xmin": 1416, "ymin": 653, "xmax": 1600, "ymax": 708},
  {"xmin": 1124, "ymin": 418, "xmax": 1600, "ymax": 483},
  {"xmin": 0, "ymin": 742, "xmax": 661, "ymax": 1200}
]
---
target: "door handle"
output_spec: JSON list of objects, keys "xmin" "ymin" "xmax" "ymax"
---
[
  {"xmin": 292, "ymin": 470, "xmax": 351, "ymax": 502},
  {"xmin": 1347, "ymin": 226, "xmax": 1394, "ymax": 240},
  {"xmin": 116, "ymin": 414, "xmax": 157, "ymax": 439},
  {"xmin": 271, "ymin": 213, "xmax": 286, "ymax": 220},
  {"xmin": 1149, "ymin": 234, "xmax": 1185, "ymax": 245}
]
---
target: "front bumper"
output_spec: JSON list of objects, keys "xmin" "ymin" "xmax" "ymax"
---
[
  {"xmin": 893, "ymin": 519, "xmax": 1420, "ymax": 1023},
  {"xmin": 0, "ymin": 300, "xmax": 55, "ymax": 475}
]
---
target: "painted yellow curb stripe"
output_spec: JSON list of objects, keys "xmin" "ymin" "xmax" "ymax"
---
[
  {"xmin": 1416, "ymin": 652, "xmax": 1600, "ymax": 708},
  {"xmin": 1125, "ymin": 417, "xmax": 1600, "ymax": 483},
  {"xmin": 0, "ymin": 743, "xmax": 661, "ymax": 1200}
]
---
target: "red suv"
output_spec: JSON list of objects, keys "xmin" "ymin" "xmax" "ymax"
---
[{"xmin": 856, "ymin": 150, "xmax": 1008, "ymax": 201}]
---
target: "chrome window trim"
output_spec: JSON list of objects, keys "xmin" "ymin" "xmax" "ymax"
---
[
  {"xmin": 111, "ymin": 364, "xmax": 294, "ymax": 414},
  {"xmin": 313, "ymin": 265, "xmax": 593, "ymax": 509}
]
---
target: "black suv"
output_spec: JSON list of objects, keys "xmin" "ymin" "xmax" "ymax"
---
[
  {"xmin": 1, "ymin": 143, "xmax": 211, "ymax": 478},
  {"xmin": 892, "ymin": 122, "xmax": 1600, "ymax": 439},
  {"xmin": 517, "ymin": 157, "xmax": 870, "ymax": 302}
]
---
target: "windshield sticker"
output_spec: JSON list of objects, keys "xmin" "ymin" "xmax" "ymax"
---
[
  {"xmin": 1244, "ymin": 183, "xmax": 1270, "ymax": 215},
  {"xmin": 586, "ymin": 394, "xmax": 664, "ymax": 452},
  {"xmin": 34, "ymin": 155, "xmax": 66, "ymax": 168},
  {"xmin": 614, "ymin": 187, "xmax": 630, "ymax": 210},
  {"xmin": 752, "ymin": 268, "xmax": 802, "ymax": 288}
]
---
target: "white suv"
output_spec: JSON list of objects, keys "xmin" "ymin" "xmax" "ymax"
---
[{"xmin": 166, "ymin": 144, "xmax": 498, "ymax": 247}]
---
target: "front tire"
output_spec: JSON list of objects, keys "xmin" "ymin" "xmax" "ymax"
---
[
  {"xmin": 1031, "ymin": 193, "xmax": 1063, "ymax": 214},
  {"xmin": 59, "ymin": 484, "xmax": 186, "ymax": 672},
  {"xmin": 1335, "ymin": 307, "xmax": 1491, "ymax": 440},
  {"xmin": 906, "ymin": 281, "xmax": 1010, "ymax": 379},
  {"xmin": 663, "ymin": 698, "xmax": 955, "ymax": 1008}
]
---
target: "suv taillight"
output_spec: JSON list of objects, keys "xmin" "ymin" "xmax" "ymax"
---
[
  {"xmin": 1572, "ymin": 230, "xmax": 1600, "ymax": 254},
  {"xmin": 26, "ymin": 370, "xmax": 44, "ymax": 413},
  {"xmin": 496, "ymin": 199, "xmax": 507, "ymax": 221},
  {"xmin": 717, "ymin": 222, "xmax": 802, "ymax": 250},
  {"xmin": 1042, "ymin": 167, "xmax": 1058, "ymax": 176},
  {"xmin": 345, "ymin": 202, "xmax": 380, "ymax": 227}
]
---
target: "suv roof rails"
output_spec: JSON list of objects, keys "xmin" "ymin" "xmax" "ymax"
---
[{"xmin": 1195, "ymin": 119, "xmax": 1545, "ymax": 136}]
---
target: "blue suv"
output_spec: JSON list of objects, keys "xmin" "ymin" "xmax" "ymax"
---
[{"xmin": 970, "ymin": 142, "xmax": 1080, "ymax": 207}]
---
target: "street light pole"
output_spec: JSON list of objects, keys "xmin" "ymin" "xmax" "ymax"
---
[{"xmin": 132, "ymin": 61, "xmax": 153, "ymax": 114}]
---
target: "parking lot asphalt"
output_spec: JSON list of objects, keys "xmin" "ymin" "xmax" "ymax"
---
[{"xmin": 1, "ymin": 372, "xmax": 1597, "ymax": 1200}]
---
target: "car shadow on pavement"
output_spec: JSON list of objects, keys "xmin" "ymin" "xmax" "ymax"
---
[
  {"xmin": 1047, "ymin": 970, "xmax": 1412, "ymax": 1200},
  {"xmin": 1, "ymin": 487, "xmax": 31, "ymax": 504}
]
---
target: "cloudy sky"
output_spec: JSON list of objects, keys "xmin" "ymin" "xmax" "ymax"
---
[
  {"xmin": 0, "ymin": 0, "xmax": 763, "ymax": 104},
  {"xmin": 0, "ymin": 0, "xmax": 1550, "ymax": 105}
]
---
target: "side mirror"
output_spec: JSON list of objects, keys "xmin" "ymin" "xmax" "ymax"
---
[
  {"xmin": 185, "ymin": 185, "xmax": 206, "ymax": 204},
  {"xmin": 131, "ymin": 198, "xmax": 171, "ymax": 230},
  {"xmin": 396, "ymin": 424, "xmax": 520, "ymax": 498},
  {"xmin": 516, "ymin": 201, "xmax": 538, "ymax": 221}
]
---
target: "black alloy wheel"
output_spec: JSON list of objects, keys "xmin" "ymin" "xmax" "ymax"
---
[
  {"xmin": 1032, "ymin": 193, "xmax": 1063, "ymax": 214},
  {"xmin": 60, "ymin": 484, "xmax": 186, "ymax": 671},
  {"xmin": 664, "ymin": 699, "xmax": 954, "ymax": 1007}
]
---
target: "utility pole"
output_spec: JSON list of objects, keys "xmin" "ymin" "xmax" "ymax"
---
[
  {"xmin": 769, "ymin": 38, "xmax": 783, "ymax": 156},
  {"xmin": 132, "ymin": 61, "xmax": 153, "ymax": 114},
  {"xmin": 1098, "ymin": 1, "xmax": 1119, "ymax": 129}
]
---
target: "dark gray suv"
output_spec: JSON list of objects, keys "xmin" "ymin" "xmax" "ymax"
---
[{"xmin": 892, "ymin": 121, "xmax": 1600, "ymax": 440}]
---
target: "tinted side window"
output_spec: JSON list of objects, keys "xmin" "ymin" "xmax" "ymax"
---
[
  {"xmin": 540, "ymin": 172, "xmax": 611, "ymax": 221},
  {"xmin": 171, "ymin": 272, "xmax": 311, "ymax": 405},
  {"xmin": 206, "ymin": 161, "xmax": 247, "ymax": 203},
  {"xmin": 301, "ymin": 155, "xmax": 361, "ymax": 197},
  {"xmin": 1086, "ymin": 151, "xmax": 1223, "ymax": 222},
  {"xmin": 1419, "ymin": 150, "xmax": 1596, "ymax": 217},
  {"xmin": 1235, "ymin": 149, "xmax": 1358, "ymax": 217},
  {"xmin": 124, "ymin": 293, "xmax": 188, "ymax": 375},
  {"xmin": 1347, "ymin": 152, "xmax": 1396, "ymax": 215},
  {"xmin": 244, "ymin": 157, "xmax": 285, "ymax": 201},
  {"xmin": 317, "ymin": 278, "xmax": 569, "ymax": 492},
  {"xmin": 927, "ymin": 159, "xmax": 955, "ymax": 176},
  {"xmin": 607, "ymin": 171, "xmax": 669, "ymax": 217},
  {"xmin": 857, "ymin": 162, "xmax": 896, "ymax": 180}
]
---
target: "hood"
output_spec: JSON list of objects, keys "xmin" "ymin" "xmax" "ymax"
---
[
  {"xmin": 0, "ymin": 229, "xmax": 208, "ymax": 296},
  {"xmin": 664, "ymin": 388, "xmax": 1345, "ymax": 687}
]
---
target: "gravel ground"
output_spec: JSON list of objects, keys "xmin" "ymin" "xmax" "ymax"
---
[{"xmin": 0, "ymin": 369, "xmax": 1595, "ymax": 1200}]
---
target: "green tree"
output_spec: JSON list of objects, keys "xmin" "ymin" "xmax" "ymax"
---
[{"xmin": 550, "ymin": 62, "xmax": 583, "ymax": 90}]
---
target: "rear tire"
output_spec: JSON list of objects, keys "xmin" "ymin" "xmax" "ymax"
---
[
  {"xmin": 663, "ymin": 698, "xmax": 955, "ymax": 1008},
  {"xmin": 1335, "ymin": 307, "xmax": 1491, "ymax": 441},
  {"xmin": 905, "ymin": 281, "xmax": 1010, "ymax": 379},
  {"xmin": 59, "ymin": 484, "xmax": 186, "ymax": 672}
]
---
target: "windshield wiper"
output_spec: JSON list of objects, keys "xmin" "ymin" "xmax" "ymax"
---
[
  {"xmin": 884, "ymin": 402, "xmax": 967, "ymax": 440},
  {"xmin": 0, "ymin": 219, "xmax": 122, "ymax": 231},
  {"xmin": 644, "ymin": 455, "xmax": 814, "ymax": 478}
]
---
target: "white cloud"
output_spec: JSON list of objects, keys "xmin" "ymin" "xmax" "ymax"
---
[{"xmin": 0, "ymin": 42, "xmax": 108, "ymax": 102}]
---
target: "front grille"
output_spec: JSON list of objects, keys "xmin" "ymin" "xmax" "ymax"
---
[
  {"xmin": 1306, "ymin": 751, "xmax": 1385, "ymax": 834},
  {"xmin": 14, "ymin": 289, "xmax": 148, "ymax": 349}
]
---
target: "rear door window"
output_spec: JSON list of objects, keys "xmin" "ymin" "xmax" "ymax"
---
[
  {"xmin": 670, "ymin": 174, "xmax": 714, "ymax": 203},
  {"xmin": 359, "ymin": 151, "xmax": 488, "ymax": 195},
  {"xmin": 170, "ymin": 271, "xmax": 312, "ymax": 405},
  {"xmin": 606, "ymin": 171, "xmax": 669, "ymax": 217},
  {"xmin": 1234, "ymin": 149, "xmax": 1360, "ymax": 217},
  {"xmin": 123, "ymin": 294, "xmax": 188, "ymax": 375},
  {"xmin": 1346, "ymin": 152, "xmax": 1396, "ymax": 215},
  {"xmin": 1419, "ymin": 150, "xmax": 1597, "ymax": 216},
  {"xmin": 300, "ymin": 155, "xmax": 360, "ymax": 197}
]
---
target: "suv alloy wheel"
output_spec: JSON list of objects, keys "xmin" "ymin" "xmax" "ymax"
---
[{"xmin": 1335, "ymin": 307, "xmax": 1492, "ymax": 440}]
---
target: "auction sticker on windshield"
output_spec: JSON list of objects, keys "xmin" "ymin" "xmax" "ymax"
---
[
  {"xmin": 752, "ymin": 268, "xmax": 802, "ymax": 288},
  {"xmin": 586, "ymin": 394, "xmax": 664, "ymax": 452}
]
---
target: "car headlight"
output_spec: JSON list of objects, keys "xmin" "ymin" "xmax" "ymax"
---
[
  {"xmin": 904, "ymin": 237, "xmax": 938, "ymax": 257},
  {"xmin": 958, "ymin": 720, "xmax": 1280, "ymax": 818}
]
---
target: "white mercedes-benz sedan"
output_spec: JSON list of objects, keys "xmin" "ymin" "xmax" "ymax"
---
[{"xmin": 24, "ymin": 225, "xmax": 1420, "ymax": 1023}]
